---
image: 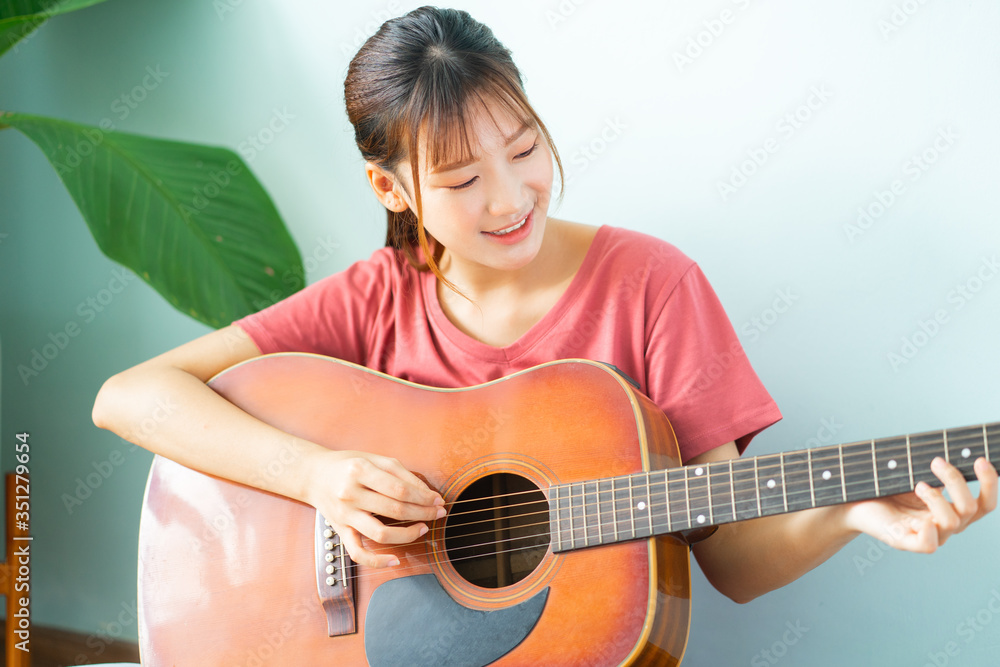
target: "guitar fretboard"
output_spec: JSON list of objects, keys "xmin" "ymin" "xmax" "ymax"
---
[{"xmin": 548, "ymin": 422, "xmax": 999, "ymax": 553}]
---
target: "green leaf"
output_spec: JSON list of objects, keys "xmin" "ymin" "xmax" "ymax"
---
[
  {"xmin": 2, "ymin": 111, "xmax": 305, "ymax": 328},
  {"xmin": 1, "ymin": 0, "xmax": 109, "ymax": 58}
]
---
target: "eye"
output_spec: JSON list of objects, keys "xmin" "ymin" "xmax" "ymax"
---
[
  {"xmin": 448, "ymin": 176, "xmax": 478, "ymax": 191},
  {"xmin": 516, "ymin": 141, "xmax": 539, "ymax": 159}
]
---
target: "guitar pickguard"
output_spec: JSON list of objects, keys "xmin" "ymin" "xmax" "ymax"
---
[{"xmin": 364, "ymin": 574, "xmax": 549, "ymax": 667}]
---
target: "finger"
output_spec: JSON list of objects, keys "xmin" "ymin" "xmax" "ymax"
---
[
  {"xmin": 352, "ymin": 486, "xmax": 443, "ymax": 524},
  {"xmin": 351, "ymin": 509, "xmax": 429, "ymax": 546},
  {"xmin": 930, "ymin": 457, "xmax": 979, "ymax": 520},
  {"xmin": 353, "ymin": 460, "xmax": 446, "ymax": 519},
  {"xmin": 337, "ymin": 524, "xmax": 401, "ymax": 569},
  {"xmin": 914, "ymin": 480, "xmax": 961, "ymax": 536},
  {"xmin": 974, "ymin": 457, "xmax": 998, "ymax": 514},
  {"xmin": 369, "ymin": 454, "xmax": 445, "ymax": 506}
]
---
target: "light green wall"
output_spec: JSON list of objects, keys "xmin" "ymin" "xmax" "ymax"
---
[{"xmin": 1, "ymin": 0, "xmax": 998, "ymax": 664}]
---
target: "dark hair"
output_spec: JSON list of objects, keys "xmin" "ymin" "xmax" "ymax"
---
[{"xmin": 344, "ymin": 6, "xmax": 564, "ymax": 288}]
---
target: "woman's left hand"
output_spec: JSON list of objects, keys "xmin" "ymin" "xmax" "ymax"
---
[{"xmin": 843, "ymin": 456, "xmax": 998, "ymax": 552}]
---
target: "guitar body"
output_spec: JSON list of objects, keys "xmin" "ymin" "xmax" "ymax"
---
[{"xmin": 138, "ymin": 354, "xmax": 692, "ymax": 666}]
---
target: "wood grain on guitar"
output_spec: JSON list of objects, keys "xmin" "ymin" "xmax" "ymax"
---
[{"xmin": 136, "ymin": 353, "xmax": 998, "ymax": 666}]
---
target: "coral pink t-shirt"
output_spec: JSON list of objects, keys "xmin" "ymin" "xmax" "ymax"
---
[{"xmin": 234, "ymin": 225, "xmax": 780, "ymax": 462}]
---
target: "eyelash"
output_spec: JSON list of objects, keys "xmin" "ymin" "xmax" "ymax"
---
[{"xmin": 448, "ymin": 141, "xmax": 540, "ymax": 190}]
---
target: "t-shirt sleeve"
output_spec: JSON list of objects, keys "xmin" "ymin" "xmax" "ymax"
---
[
  {"xmin": 644, "ymin": 262, "xmax": 781, "ymax": 462},
  {"xmin": 232, "ymin": 249, "xmax": 397, "ymax": 364}
]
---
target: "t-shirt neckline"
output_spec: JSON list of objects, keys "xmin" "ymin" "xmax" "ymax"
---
[{"xmin": 423, "ymin": 224, "xmax": 610, "ymax": 364}]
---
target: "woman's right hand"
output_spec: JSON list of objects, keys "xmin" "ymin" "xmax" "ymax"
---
[{"xmin": 305, "ymin": 449, "xmax": 446, "ymax": 568}]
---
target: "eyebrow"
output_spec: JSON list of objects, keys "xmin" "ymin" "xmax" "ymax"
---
[{"xmin": 430, "ymin": 122, "xmax": 533, "ymax": 174}]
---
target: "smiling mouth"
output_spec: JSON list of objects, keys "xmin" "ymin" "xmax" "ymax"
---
[{"xmin": 486, "ymin": 212, "xmax": 530, "ymax": 236}]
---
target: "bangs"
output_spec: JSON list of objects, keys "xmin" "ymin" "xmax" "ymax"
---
[{"xmin": 404, "ymin": 70, "xmax": 538, "ymax": 174}]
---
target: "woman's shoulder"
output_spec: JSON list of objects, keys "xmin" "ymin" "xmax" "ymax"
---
[{"xmin": 553, "ymin": 219, "xmax": 694, "ymax": 273}]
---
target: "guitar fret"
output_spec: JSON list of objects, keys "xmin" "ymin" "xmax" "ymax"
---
[
  {"xmin": 645, "ymin": 471, "xmax": 654, "ymax": 536},
  {"xmin": 595, "ymin": 481, "xmax": 603, "ymax": 545},
  {"xmin": 842, "ymin": 441, "xmax": 877, "ymax": 502},
  {"xmin": 649, "ymin": 470, "xmax": 670, "ymax": 534},
  {"xmin": 667, "ymin": 468, "xmax": 689, "ymax": 530},
  {"xmin": 807, "ymin": 449, "xmax": 816, "ymax": 508},
  {"xmin": 783, "ymin": 449, "xmax": 812, "ymax": 512},
  {"xmin": 839, "ymin": 444, "xmax": 846, "ymax": 502},
  {"xmin": 583, "ymin": 481, "xmax": 599, "ymax": 547},
  {"xmin": 985, "ymin": 424, "xmax": 991, "ymax": 463},
  {"xmin": 874, "ymin": 435, "xmax": 911, "ymax": 497},
  {"xmin": 729, "ymin": 459, "xmax": 736, "ymax": 521},
  {"xmin": 663, "ymin": 471, "xmax": 672, "ymax": 533},
  {"xmin": 687, "ymin": 464, "xmax": 710, "ymax": 528},
  {"xmin": 871, "ymin": 439, "xmax": 880, "ymax": 497},
  {"xmin": 683, "ymin": 467, "xmax": 692, "ymax": 529},
  {"xmin": 628, "ymin": 475, "xmax": 636, "ymax": 539},
  {"xmin": 780, "ymin": 455, "xmax": 788, "ymax": 514},
  {"xmin": 906, "ymin": 434, "xmax": 914, "ymax": 489},
  {"xmin": 610, "ymin": 478, "xmax": 620, "ymax": 543},
  {"xmin": 731, "ymin": 458, "xmax": 758, "ymax": 522},
  {"xmin": 944, "ymin": 429, "xmax": 950, "ymax": 464},
  {"xmin": 753, "ymin": 457, "xmax": 762, "ymax": 518}
]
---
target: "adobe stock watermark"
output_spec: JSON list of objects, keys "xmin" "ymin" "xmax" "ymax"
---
[
  {"xmin": 563, "ymin": 116, "xmax": 628, "ymax": 187},
  {"xmin": 544, "ymin": 0, "xmax": 590, "ymax": 30},
  {"xmin": 717, "ymin": 85, "xmax": 833, "ymax": 202},
  {"xmin": 749, "ymin": 619, "xmax": 809, "ymax": 666},
  {"xmin": 3, "ymin": 1, "xmax": 64, "ymax": 56},
  {"xmin": 182, "ymin": 108, "xmax": 296, "ymax": 218},
  {"xmin": 18, "ymin": 267, "xmax": 137, "ymax": 386},
  {"xmin": 843, "ymin": 126, "xmax": 957, "ymax": 243},
  {"xmin": 886, "ymin": 255, "xmax": 998, "ymax": 372},
  {"xmin": 51, "ymin": 65, "xmax": 170, "ymax": 179},
  {"xmin": 71, "ymin": 600, "xmax": 138, "ymax": 665},
  {"xmin": 878, "ymin": 0, "xmax": 933, "ymax": 40},
  {"xmin": 62, "ymin": 396, "xmax": 178, "ymax": 514},
  {"xmin": 920, "ymin": 588, "xmax": 1000, "ymax": 667},
  {"xmin": 739, "ymin": 288, "xmax": 800, "ymax": 343},
  {"xmin": 338, "ymin": 2, "xmax": 404, "ymax": 58},
  {"xmin": 673, "ymin": 0, "xmax": 757, "ymax": 72}
]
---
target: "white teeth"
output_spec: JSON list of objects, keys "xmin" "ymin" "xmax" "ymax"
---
[{"xmin": 489, "ymin": 217, "xmax": 527, "ymax": 236}]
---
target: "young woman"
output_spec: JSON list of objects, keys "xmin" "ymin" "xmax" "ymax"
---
[{"xmin": 93, "ymin": 6, "xmax": 996, "ymax": 607}]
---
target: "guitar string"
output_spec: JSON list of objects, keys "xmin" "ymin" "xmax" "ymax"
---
[
  {"xmin": 412, "ymin": 429, "xmax": 990, "ymax": 520},
  {"xmin": 329, "ymin": 433, "xmax": 993, "ymax": 563},
  {"xmin": 374, "ymin": 434, "xmax": 989, "ymax": 529},
  {"xmin": 352, "ymin": 449, "xmax": 987, "ymax": 558}
]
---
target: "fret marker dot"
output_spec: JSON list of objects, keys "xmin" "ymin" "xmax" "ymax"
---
[
  {"xmin": 697, "ymin": 514, "xmax": 706, "ymax": 524},
  {"xmin": 822, "ymin": 470, "xmax": 832, "ymax": 481},
  {"xmin": 695, "ymin": 467, "xmax": 704, "ymax": 476},
  {"xmin": 961, "ymin": 447, "xmax": 971, "ymax": 459},
  {"xmin": 766, "ymin": 479, "xmax": 776, "ymax": 489},
  {"xmin": 888, "ymin": 459, "xmax": 897, "ymax": 470},
  {"xmin": 637, "ymin": 501, "xmax": 646, "ymax": 511}
]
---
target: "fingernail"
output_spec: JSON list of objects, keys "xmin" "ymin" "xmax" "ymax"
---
[
  {"xmin": 931, "ymin": 456, "xmax": 945, "ymax": 470},
  {"xmin": 387, "ymin": 558, "xmax": 400, "ymax": 567},
  {"xmin": 433, "ymin": 496, "xmax": 445, "ymax": 506},
  {"xmin": 436, "ymin": 506, "xmax": 447, "ymax": 519},
  {"xmin": 419, "ymin": 525, "xmax": 428, "ymax": 537}
]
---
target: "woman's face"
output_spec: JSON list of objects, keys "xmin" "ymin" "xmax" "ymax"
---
[{"xmin": 395, "ymin": 99, "xmax": 555, "ymax": 279}]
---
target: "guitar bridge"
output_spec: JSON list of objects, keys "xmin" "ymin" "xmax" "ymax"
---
[{"xmin": 314, "ymin": 512, "xmax": 358, "ymax": 636}]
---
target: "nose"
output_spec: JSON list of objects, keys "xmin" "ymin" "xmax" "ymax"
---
[{"xmin": 486, "ymin": 168, "xmax": 526, "ymax": 218}]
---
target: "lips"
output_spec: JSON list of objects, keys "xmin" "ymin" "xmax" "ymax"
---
[{"xmin": 485, "ymin": 211, "xmax": 531, "ymax": 236}]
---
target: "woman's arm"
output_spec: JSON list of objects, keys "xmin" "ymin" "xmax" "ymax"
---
[
  {"xmin": 92, "ymin": 324, "xmax": 445, "ymax": 568},
  {"xmin": 688, "ymin": 441, "xmax": 998, "ymax": 604}
]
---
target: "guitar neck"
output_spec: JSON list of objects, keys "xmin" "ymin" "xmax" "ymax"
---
[{"xmin": 549, "ymin": 422, "xmax": 1000, "ymax": 553}]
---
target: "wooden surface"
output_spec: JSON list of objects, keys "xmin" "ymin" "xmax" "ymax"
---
[{"xmin": 138, "ymin": 354, "xmax": 693, "ymax": 666}]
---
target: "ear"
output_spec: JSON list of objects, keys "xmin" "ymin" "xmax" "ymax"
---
[{"xmin": 365, "ymin": 162, "xmax": 411, "ymax": 212}]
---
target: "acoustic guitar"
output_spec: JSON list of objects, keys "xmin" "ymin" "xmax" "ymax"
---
[{"xmin": 137, "ymin": 353, "xmax": 998, "ymax": 666}]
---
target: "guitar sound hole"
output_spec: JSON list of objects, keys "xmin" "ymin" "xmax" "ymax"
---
[{"xmin": 444, "ymin": 473, "xmax": 550, "ymax": 589}]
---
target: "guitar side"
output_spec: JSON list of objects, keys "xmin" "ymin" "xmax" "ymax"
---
[{"xmin": 137, "ymin": 354, "xmax": 692, "ymax": 666}]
